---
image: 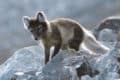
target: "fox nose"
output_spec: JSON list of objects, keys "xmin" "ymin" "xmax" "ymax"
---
[
  {"xmin": 31, "ymin": 35, "xmax": 38, "ymax": 40},
  {"xmin": 35, "ymin": 37, "xmax": 38, "ymax": 40}
]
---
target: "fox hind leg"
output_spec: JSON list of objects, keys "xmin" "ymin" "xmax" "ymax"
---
[
  {"xmin": 69, "ymin": 39, "xmax": 79, "ymax": 51},
  {"xmin": 69, "ymin": 27, "xmax": 84, "ymax": 51}
]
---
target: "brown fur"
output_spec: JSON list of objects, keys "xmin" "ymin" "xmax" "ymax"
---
[
  {"xmin": 41, "ymin": 19, "xmax": 84, "ymax": 64},
  {"xmin": 23, "ymin": 12, "xmax": 110, "ymax": 64},
  {"xmin": 23, "ymin": 12, "xmax": 86, "ymax": 64}
]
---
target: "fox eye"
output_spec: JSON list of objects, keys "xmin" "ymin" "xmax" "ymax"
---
[
  {"xmin": 30, "ymin": 29, "xmax": 33, "ymax": 32},
  {"xmin": 29, "ymin": 28, "xmax": 33, "ymax": 32},
  {"xmin": 31, "ymin": 30, "xmax": 33, "ymax": 32}
]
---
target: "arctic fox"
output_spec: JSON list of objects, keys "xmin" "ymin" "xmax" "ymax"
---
[{"xmin": 23, "ymin": 11, "xmax": 109, "ymax": 64}]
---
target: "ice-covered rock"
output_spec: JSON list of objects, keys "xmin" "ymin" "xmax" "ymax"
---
[
  {"xmin": 0, "ymin": 46, "xmax": 44, "ymax": 80},
  {"xmin": 11, "ymin": 49, "xmax": 99, "ymax": 80},
  {"xmin": 11, "ymin": 49, "xmax": 81, "ymax": 80},
  {"xmin": 81, "ymin": 72, "xmax": 120, "ymax": 80},
  {"xmin": 94, "ymin": 29, "xmax": 117, "ymax": 49},
  {"xmin": 91, "ymin": 48, "xmax": 120, "ymax": 73},
  {"xmin": 98, "ymin": 29, "xmax": 117, "ymax": 42},
  {"xmin": 81, "ymin": 46, "xmax": 120, "ymax": 80},
  {"xmin": 0, "ymin": 41, "xmax": 120, "ymax": 80},
  {"xmin": 40, "ymin": 50, "xmax": 80, "ymax": 80},
  {"xmin": 115, "ymin": 41, "xmax": 120, "ymax": 49},
  {"xmin": 93, "ymin": 16, "xmax": 120, "ymax": 40}
]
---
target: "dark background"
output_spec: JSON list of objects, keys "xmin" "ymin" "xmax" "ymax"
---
[{"xmin": 0, "ymin": 0, "xmax": 120, "ymax": 64}]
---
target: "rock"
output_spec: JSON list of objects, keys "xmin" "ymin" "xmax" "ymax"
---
[
  {"xmin": 81, "ymin": 72, "xmax": 119, "ymax": 80},
  {"xmin": 98, "ymin": 29, "xmax": 117, "ymax": 42},
  {"xmin": 91, "ymin": 48, "xmax": 120, "ymax": 73},
  {"xmin": 93, "ymin": 16, "xmax": 120, "ymax": 39},
  {"xmin": 95, "ymin": 29, "xmax": 117, "ymax": 49},
  {"xmin": 80, "ymin": 47, "xmax": 120, "ymax": 80},
  {"xmin": 0, "ymin": 46, "xmax": 44, "ymax": 80},
  {"xmin": 76, "ymin": 62, "xmax": 99, "ymax": 78},
  {"xmin": 40, "ymin": 50, "xmax": 80, "ymax": 80},
  {"xmin": 0, "ymin": 43, "xmax": 120, "ymax": 80}
]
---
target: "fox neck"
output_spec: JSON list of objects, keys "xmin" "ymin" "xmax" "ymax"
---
[{"xmin": 41, "ymin": 21, "xmax": 52, "ymax": 40}]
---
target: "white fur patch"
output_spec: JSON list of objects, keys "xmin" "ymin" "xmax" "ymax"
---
[
  {"xmin": 31, "ymin": 35, "xmax": 34, "ymax": 40},
  {"xmin": 23, "ymin": 23, "xmax": 28, "ymax": 30},
  {"xmin": 22, "ymin": 16, "xmax": 30, "ymax": 30}
]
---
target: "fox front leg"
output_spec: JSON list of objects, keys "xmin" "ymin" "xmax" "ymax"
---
[
  {"xmin": 44, "ymin": 46, "xmax": 50, "ymax": 64},
  {"xmin": 52, "ymin": 43, "xmax": 61, "ymax": 58}
]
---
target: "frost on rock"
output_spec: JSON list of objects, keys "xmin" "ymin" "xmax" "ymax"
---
[
  {"xmin": 0, "ymin": 46, "xmax": 44, "ymax": 80},
  {"xmin": 40, "ymin": 50, "xmax": 80, "ymax": 80},
  {"xmin": 0, "ymin": 29, "xmax": 120, "ymax": 80},
  {"xmin": 95, "ymin": 29, "xmax": 117, "ymax": 49},
  {"xmin": 98, "ymin": 29, "xmax": 117, "ymax": 42},
  {"xmin": 79, "ymin": 42, "xmax": 120, "ymax": 80},
  {"xmin": 0, "ymin": 45, "xmax": 119, "ymax": 80}
]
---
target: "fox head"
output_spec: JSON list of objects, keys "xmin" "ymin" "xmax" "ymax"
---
[{"xmin": 23, "ymin": 11, "xmax": 48, "ymax": 40}]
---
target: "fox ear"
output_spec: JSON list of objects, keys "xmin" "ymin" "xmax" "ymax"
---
[
  {"xmin": 22, "ymin": 16, "xmax": 30, "ymax": 30},
  {"xmin": 36, "ymin": 11, "xmax": 47, "ymax": 22}
]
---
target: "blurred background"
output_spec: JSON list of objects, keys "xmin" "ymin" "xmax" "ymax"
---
[{"xmin": 0, "ymin": 0, "xmax": 120, "ymax": 64}]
